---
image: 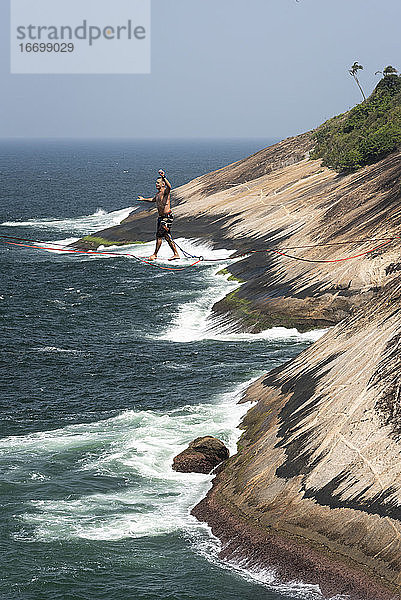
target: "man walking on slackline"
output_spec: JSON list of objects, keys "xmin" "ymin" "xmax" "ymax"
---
[{"xmin": 138, "ymin": 169, "xmax": 180, "ymax": 261}]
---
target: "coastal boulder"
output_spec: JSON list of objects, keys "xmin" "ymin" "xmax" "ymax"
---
[{"xmin": 172, "ymin": 436, "xmax": 229, "ymax": 474}]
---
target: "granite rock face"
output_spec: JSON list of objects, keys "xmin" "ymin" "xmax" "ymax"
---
[
  {"xmin": 172, "ymin": 436, "xmax": 229, "ymax": 474},
  {"xmin": 193, "ymin": 277, "xmax": 401, "ymax": 599},
  {"xmin": 73, "ymin": 131, "xmax": 401, "ymax": 597}
]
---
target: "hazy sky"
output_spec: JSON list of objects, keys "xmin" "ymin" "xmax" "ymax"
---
[{"xmin": 1, "ymin": 0, "xmax": 401, "ymax": 139}]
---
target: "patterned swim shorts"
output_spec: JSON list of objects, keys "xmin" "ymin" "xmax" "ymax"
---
[{"xmin": 156, "ymin": 212, "xmax": 174, "ymax": 238}]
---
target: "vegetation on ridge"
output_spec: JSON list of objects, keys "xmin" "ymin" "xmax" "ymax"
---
[
  {"xmin": 81, "ymin": 235, "xmax": 145, "ymax": 248},
  {"xmin": 216, "ymin": 268, "xmax": 244, "ymax": 283},
  {"xmin": 311, "ymin": 74, "xmax": 401, "ymax": 172}
]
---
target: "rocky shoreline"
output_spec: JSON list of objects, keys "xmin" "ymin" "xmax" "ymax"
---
[
  {"xmin": 73, "ymin": 129, "xmax": 401, "ymax": 598},
  {"xmin": 192, "ymin": 496, "xmax": 397, "ymax": 600},
  {"xmin": 192, "ymin": 273, "xmax": 401, "ymax": 599}
]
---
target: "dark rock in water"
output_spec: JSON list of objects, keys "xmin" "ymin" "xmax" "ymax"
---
[{"xmin": 172, "ymin": 436, "xmax": 229, "ymax": 474}]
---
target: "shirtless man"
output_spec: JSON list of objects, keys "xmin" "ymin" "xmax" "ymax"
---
[{"xmin": 137, "ymin": 169, "xmax": 180, "ymax": 261}]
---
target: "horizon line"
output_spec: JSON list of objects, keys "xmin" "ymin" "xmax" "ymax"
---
[{"xmin": 0, "ymin": 135, "xmax": 282, "ymax": 142}]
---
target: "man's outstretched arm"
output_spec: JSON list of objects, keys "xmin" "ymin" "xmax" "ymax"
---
[{"xmin": 137, "ymin": 195, "xmax": 156, "ymax": 202}]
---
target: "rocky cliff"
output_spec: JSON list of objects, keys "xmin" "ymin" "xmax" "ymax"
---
[
  {"xmin": 74, "ymin": 83, "xmax": 401, "ymax": 598},
  {"xmin": 193, "ymin": 275, "xmax": 401, "ymax": 599}
]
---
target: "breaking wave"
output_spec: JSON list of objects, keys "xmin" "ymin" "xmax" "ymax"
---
[{"xmin": 1, "ymin": 206, "xmax": 136, "ymax": 235}]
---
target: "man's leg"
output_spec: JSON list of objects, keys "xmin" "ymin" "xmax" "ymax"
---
[
  {"xmin": 149, "ymin": 237, "xmax": 162, "ymax": 260},
  {"xmin": 165, "ymin": 235, "xmax": 180, "ymax": 260}
]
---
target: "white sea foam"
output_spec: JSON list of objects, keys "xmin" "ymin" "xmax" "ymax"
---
[
  {"xmin": 29, "ymin": 472, "xmax": 48, "ymax": 481},
  {"xmin": 49, "ymin": 237, "xmax": 80, "ymax": 246},
  {"xmin": 4, "ymin": 380, "xmax": 339, "ymax": 600},
  {"xmin": 1, "ymin": 206, "xmax": 136, "ymax": 235},
  {"xmin": 233, "ymin": 564, "xmax": 349, "ymax": 600},
  {"xmin": 5, "ymin": 379, "xmax": 347, "ymax": 600},
  {"xmin": 191, "ymin": 530, "xmax": 349, "ymax": 600},
  {"xmin": 205, "ymin": 323, "xmax": 328, "ymax": 343},
  {"xmin": 236, "ymin": 565, "xmax": 349, "ymax": 600},
  {"xmin": 158, "ymin": 263, "xmax": 327, "ymax": 344},
  {"xmin": 65, "ymin": 238, "xmax": 236, "ymax": 268},
  {"xmin": 27, "ymin": 236, "xmax": 235, "ymax": 264},
  {"xmin": 3, "ymin": 382, "xmax": 252, "ymax": 543},
  {"xmin": 33, "ymin": 346, "xmax": 83, "ymax": 354},
  {"xmin": 168, "ymin": 238, "xmax": 235, "ymax": 263},
  {"xmin": 100, "ymin": 237, "xmax": 235, "ymax": 263}
]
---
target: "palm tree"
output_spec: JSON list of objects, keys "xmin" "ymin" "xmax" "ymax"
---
[
  {"xmin": 384, "ymin": 65, "xmax": 398, "ymax": 76},
  {"xmin": 375, "ymin": 65, "xmax": 398, "ymax": 77},
  {"xmin": 349, "ymin": 61, "xmax": 366, "ymax": 100}
]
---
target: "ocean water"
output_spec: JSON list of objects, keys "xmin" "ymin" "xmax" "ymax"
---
[{"xmin": 0, "ymin": 139, "xmax": 337, "ymax": 600}]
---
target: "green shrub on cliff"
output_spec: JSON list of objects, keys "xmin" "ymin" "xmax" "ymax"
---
[
  {"xmin": 311, "ymin": 74, "xmax": 401, "ymax": 172},
  {"xmin": 81, "ymin": 235, "xmax": 145, "ymax": 248}
]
